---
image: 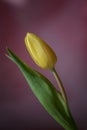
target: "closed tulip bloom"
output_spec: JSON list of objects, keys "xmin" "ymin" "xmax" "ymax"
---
[{"xmin": 24, "ymin": 33, "xmax": 57, "ymax": 69}]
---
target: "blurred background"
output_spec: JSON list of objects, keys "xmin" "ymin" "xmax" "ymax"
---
[{"xmin": 0, "ymin": 0, "xmax": 87, "ymax": 129}]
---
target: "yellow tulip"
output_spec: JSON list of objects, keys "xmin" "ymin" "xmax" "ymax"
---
[{"xmin": 24, "ymin": 33, "xmax": 57, "ymax": 69}]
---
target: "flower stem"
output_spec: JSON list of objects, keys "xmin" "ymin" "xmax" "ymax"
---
[
  {"xmin": 52, "ymin": 67, "xmax": 68, "ymax": 103},
  {"xmin": 52, "ymin": 67, "xmax": 78, "ymax": 130}
]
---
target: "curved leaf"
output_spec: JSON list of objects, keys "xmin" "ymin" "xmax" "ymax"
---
[{"xmin": 7, "ymin": 48, "xmax": 78, "ymax": 130}]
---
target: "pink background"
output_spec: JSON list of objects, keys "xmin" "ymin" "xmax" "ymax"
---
[{"xmin": 0, "ymin": 0, "xmax": 87, "ymax": 129}]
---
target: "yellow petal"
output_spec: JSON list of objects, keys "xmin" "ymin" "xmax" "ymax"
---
[{"xmin": 24, "ymin": 33, "xmax": 57, "ymax": 69}]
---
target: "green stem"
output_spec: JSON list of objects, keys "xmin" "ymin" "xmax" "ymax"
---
[
  {"xmin": 52, "ymin": 67, "xmax": 68, "ymax": 103},
  {"xmin": 52, "ymin": 67, "xmax": 78, "ymax": 130}
]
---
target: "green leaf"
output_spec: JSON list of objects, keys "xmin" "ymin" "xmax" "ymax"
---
[{"xmin": 7, "ymin": 48, "xmax": 78, "ymax": 130}]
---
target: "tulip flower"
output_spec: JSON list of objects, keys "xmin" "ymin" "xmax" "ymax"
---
[
  {"xmin": 7, "ymin": 32, "xmax": 78, "ymax": 130},
  {"xmin": 24, "ymin": 32, "xmax": 68, "ymax": 102},
  {"xmin": 24, "ymin": 33, "xmax": 57, "ymax": 69}
]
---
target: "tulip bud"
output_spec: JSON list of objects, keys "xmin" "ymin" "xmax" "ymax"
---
[{"xmin": 24, "ymin": 33, "xmax": 57, "ymax": 69}]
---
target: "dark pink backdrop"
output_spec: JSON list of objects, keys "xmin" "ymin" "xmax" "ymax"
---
[{"xmin": 0, "ymin": 0, "xmax": 87, "ymax": 129}]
